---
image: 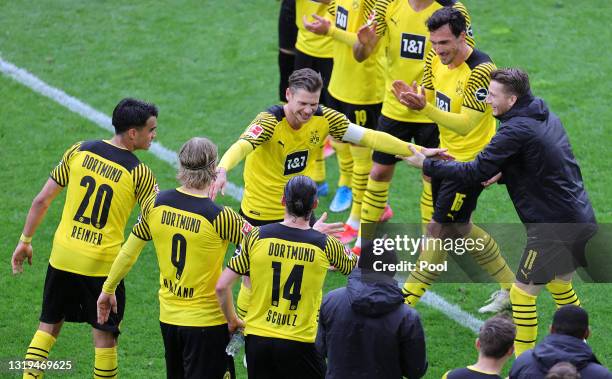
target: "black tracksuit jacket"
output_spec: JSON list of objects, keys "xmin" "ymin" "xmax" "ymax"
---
[{"xmin": 424, "ymin": 92, "xmax": 595, "ymax": 224}]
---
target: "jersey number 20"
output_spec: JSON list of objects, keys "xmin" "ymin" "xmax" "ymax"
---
[
  {"xmin": 73, "ymin": 175, "xmax": 113, "ymax": 229},
  {"xmin": 271, "ymin": 261, "xmax": 304, "ymax": 310}
]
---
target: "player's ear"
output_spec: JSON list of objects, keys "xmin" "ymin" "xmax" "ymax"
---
[
  {"xmin": 127, "ymin": 127, "xmax": 137, "ymax": 140},
  {"xmin": 312, "ymin": 198, "xmax": 319, "ymax": 210},
  {"xmin": 281, "ymin": 195, "xmax": 287, "ymax": 206},
  {"xmin": 509, "ymin": 94, "xmax": 518, "ymax": 108},
  {"xmin": 474, "ymin": 338, "xmax": 480, "ymax": 351},
  {"xmin": 584, "ymin": 326, "xmax": 591, "ymax": 340},
  {"xmin": 285, "ymin": 88, "xmax": 292, "ymax": 102},
  {"xmin": 507, "ymin": 344, "xmax": 515, "ymax": 357}
]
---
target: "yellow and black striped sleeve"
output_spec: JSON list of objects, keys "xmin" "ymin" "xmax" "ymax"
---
[
  {"xmin": 362, "ymin": 0, "xmax": 377, "ymax": 24},
  {"xmin": 327, "ymin": 0, "xmax": 335, "ymax": 16},
  {"xmin": 453, "ymin": 1, "xmax": 474, "ymax": 47},
  {"xmin": 212, "ymin": 206, "xmax": 251, "ymax": 245},
  {"xmin": 239, "ymin": 111, "xmax": 278, "ymax": 149},
  {"xmin": 463, "ymin": 62, "xmax": 496, "ymax": 112},
  {"xmin": 49, "ymin": 141, "xmax": 82, "ymax": 187},
  {"xmin": 228, "ymin": 227, "xmax": 259, "ymax": 275},
  {"xmin": 132, "ymin": 163, "xmax": 157, "ymax": 206},
  {"xmin": 374, "ymin": 0, "xmax": 392, "ymax": 37},
  {"xmin": 324, "ymin": 236, "xmax": 357, "ymax": 275},
  {"xmin": 131, "ymin": 192, "xmax": 156, "ymax": 241},
  {"xmin": 323, "ymin": 106, "xmax": 350, "ymax": 140},
  {"xmin": 422, "ymin": 49, "xmax": 436, "ymax": 91}
]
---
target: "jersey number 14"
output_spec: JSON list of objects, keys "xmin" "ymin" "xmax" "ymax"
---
[{"xmin": 271, "ymin": 261, "xmax": 304, "ymax": 310}]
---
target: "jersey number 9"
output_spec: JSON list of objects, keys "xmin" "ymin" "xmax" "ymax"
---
[{"xmin": 171, "ymin": 233, "xmax": 187, "ymax": 280}]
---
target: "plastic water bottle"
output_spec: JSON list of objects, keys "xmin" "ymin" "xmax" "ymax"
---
[{"xmin": 226, "ymin": 330, "xmax": 245, "ymax": 357}]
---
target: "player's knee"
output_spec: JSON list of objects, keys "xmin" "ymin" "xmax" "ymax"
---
[
  {"xmin": 369, "ymin": 164, "xmax": 394, "ymax": 182},
  {"xmin": 39, "ymin": 321, "xmax": 63, "ymax": 338},
  {"xmin": 93, "ymin": 328, "xmax": 117, "ymax": 348}
]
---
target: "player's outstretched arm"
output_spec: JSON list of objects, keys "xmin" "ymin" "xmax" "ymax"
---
[
  {"xmin": 12, "ymin": 178, "xmax": 63, "ymax": 275},
  {"xmin": 313, "ymin": 212, "xmax": 344, "ymax": 235},
  {"xmin": 341, "ymin": 122, "xmax": 452, "ymax": 161},
  {"xmin": 400, "ymin": 126, "xmax": 525, "ymax": 186},
  {"xmin": 210, "ymin": 139, "xmax": 254, "ymax": 200}
]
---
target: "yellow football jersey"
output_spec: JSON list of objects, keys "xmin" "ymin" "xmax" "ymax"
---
[
  {"xmin": 373, "ymin": 0, "xmax": 473, "ymax": 122},
  {"xmin": 423, "ymin": 48, "xmax": 496, "ymax": 161},
  {"xmin": 228, "ymin": 224, "xmax": 356, "ymax": 343},
  {"xmin": 239, "ymin": 105, "xmax": 349, "ymax": 221},
  {"xmin": 49, "ymin": 140, "xmax": 156, "ymax": 276},
  {"xmin": 296, "ymin": 0, "xmax": 334, "ymax": 58},
  {"xmin": 132, "ymin": 188, "xmax": 249, "ymax": 327},
  {"xmin": 327, "ymin": 0, "xmax": 384, "ymax": 105}
]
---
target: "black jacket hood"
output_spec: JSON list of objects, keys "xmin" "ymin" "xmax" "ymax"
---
[
  {"xmin": 533, "ymin": 334, "xmax": 600, "ymax": 370},
  {"xmin": 497, "ymin": 92, "xmax": 548, "ymax": 123},
  {"xmin": 347, "ymin": 269, "xmax": 405, "ymax": 317}
]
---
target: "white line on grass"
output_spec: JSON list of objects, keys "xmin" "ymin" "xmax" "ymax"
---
[
  {"xmin": 0, "ymin": 55, "xmax": 482, "ymax": 333},
  {"xmin": 422, "ymin": 292, "xmax": 483, "ymax": 333}
]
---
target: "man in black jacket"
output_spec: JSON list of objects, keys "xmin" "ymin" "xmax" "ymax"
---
[
  {"xmin": 315, "ymin": 243, "xmax": 427, "ymax": 379},
  {"xmin": 510, "ymin": 305, "xmax": 612, "ymax": 378},
  {"xmin": 396, "ymin": 68, "xmax": 597, "ymax": 356}
]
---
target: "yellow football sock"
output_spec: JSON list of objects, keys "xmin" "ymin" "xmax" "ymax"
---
[
  {"xmin": 331, "ymin": 139, "xmax": 353, "ymax": 187},
  {"xmin": 420, "ymin": 179, "xmax": 434, "ymax": 231},
  {"xmin": 510, "ymin": 284, "xmax": 538, "ymax": 356},
  {"xmin": 24, "ymin": 330, "xmax": 56, "ymax": 379},
  {"xmin": 94, "ymin": 346, "xmax": 118, "ymax": 379},
  {"xmin": 466, "ymin": 225, "xmax": 514, "ymax": 290},
  {"xmin": 360, "ymin": 178, "xmax": 390, "ymax": 224},
  {"xmin": 310, "ymin": 144, "xmax": 326, "ymax": 183},
  {"xmin": 403, "ymin": 240, "xmax": 447, "ymax": 306},
  {"xmin": 236, "ymin": 281, "xmax": 251, "ymax": 319},
  {"xmin": 546, "ymin": 279, "xmax": 580, "ymax": 307},
  {"xmin": 348, "ymin": 145, "xmax": 372, "ymax": 221}
]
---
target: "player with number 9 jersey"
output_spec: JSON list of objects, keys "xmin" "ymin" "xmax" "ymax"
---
[
  {"xmin": 100, "ymin": 137, "xmax": 248, "ymax": 378},
  {"xmin": 106, "ymin": 189, "xmax": 249, "ymax": 327}
]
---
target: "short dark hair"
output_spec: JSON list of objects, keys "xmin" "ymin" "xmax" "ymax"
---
[
  {"xmin": 112, "ymin": 98, "xmax": 158, "ymax": 134},
  {"xmin": 426, "ymin": 7, "xmax": 466, "ymax": 37},
  {"xmin": 491, "ymin": 68, "xmax": 531, "ymax": 99},
  {"xmin": 552, "ymin": 305, "xmax": 588, "ymax": 339},
  {"xmin": 478, "ymin": 316, "xmax": 516, "ymax": 359},
  {"xmin": 288, "ymin": 68, "xmax": 323, "ymax": 94},
  {"xmin": 546, "ymin": 362, "xmax": 581, "ymax": 379},
  {"xmin": 284, "ymin": 175, "xmax": 318, "ymax": 219}
]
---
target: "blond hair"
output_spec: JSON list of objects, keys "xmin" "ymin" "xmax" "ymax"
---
[{"xmin": 177, "ymin": 137, "xmax": 218, "ymax": 190}]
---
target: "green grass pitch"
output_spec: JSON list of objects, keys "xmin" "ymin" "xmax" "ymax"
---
[{"xmin": 1, "ymin": 1, "xmax": 610, "ymax": 377}]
